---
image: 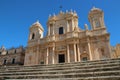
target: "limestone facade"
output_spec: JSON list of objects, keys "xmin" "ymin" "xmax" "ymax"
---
[
  {"xmin": 115, "ymin": 44, "xmax": 120, "ymax": 58},
  {"xmin": 111, "ymin": 44, "xmax": 120, "ymax": 58},
  {"xmin": 24, "ymin": 7, "xmax": 111, "ymax": 66},
  {"xmin": 0, "ymin": 46, "xmax": 25, "ymax": 65}
]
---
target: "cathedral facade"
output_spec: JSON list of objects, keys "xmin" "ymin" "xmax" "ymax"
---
[{"xmin": 24, "ymin": 7, "xmax": 111, "ymax": 66}]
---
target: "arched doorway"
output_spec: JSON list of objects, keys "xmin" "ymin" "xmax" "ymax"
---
[
  {"xmin": 12, "ymin": 58, "xmax": 15, "ymax": 64},
  {"xmin": 3, "ymin": 59, "xmax": 7, "ymax": 65}
]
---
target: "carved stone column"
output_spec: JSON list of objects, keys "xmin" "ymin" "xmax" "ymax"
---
[
  {"xmin": 99, "ymin": 17, "xmax": 102, "ymax": 27},
  {"xmin": 74, "ymin": 44, "xmax": 77, "ymax": 62},
  {"xmin": 67, "ymin": 44, "xmax": 70, "ymax": 63},
  {"xmin": 77, "ymin": 44, "xmax": 81, "ymax": 62},
  {"xmin": 72, "ymin": 19, "xmax": 74, "ymax": 31},
  {"xmin": 67, "ymin": 20, "xmax": 69, "ymax": 32},
  {"xmin": 46, "ymin": 48, "xmax": 49, "ymax": 64},
  {"xmin": 36, "ymin": 46, "xmax": 39, "ymax": 64},
  {"xmin": 87, "ymin": 38, "xmax": 92, "ymax": 60},
  {"xmin": 48, "ymin": 26, "xmax": 50, "ymax": 36},
  {"xmin": 52, "ymin": 45, "xmax": 55, "ymax": 64},
  {"xmin": 52, "ymin": 23, "xmax": 55, "ymax": 35}
]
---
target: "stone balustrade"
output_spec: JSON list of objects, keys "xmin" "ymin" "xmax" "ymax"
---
[{"xmin": 28, "ymin": 29, "xmax": 108, "ymax": 46}]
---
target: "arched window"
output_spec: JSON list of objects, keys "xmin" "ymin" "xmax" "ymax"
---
[
  {"xmin": 31, "ymin": 33, "xmax": 35, "ymax": 40},
  {"xmin": 3, "ymin": 59, "xmax": 7, "ymax": 65},
  {"xmin": 12, "ymin": 58, "xmax": 15, "ymax": 64},
  {"xmin": 59, "ymin": 27, "xmax": 64, "ymax": 34}
]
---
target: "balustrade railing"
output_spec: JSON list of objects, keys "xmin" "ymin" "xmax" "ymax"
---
[
  {"xmin": 37, "ymin": 29, "xmax": 107, "ymax": 44},
  {"xmin": 55, "ymin": 34, "xmax": 66, "ymax": 41}
]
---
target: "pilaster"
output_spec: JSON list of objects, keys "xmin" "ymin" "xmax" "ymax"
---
[
  {"xmin": 77, "ymin": 44, "xmax": 80, "ymax": 62},
  {"xmin": 67, "ymin": 44, "xmax": 70, "ymax": 63},
  {"xmin": 46, "ymin": 47, "xmax": 49, "ymax": 64},
  {"xmin": 67, "ymin": 20, "xmax": 69, "ymax": 32},
  {"xmin": 52, "ymin": 45, "xmax": 55, "ymax": 64},
  {"xmin": 87, "ymin": 38, "xmax": 92, "ymax": 60},
  {"xmin": 74, "ymin": 43, "xmax": 77, "ymax": 62}
]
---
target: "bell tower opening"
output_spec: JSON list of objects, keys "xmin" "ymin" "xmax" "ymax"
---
[
  {"xmin": 31, "ymin": 33, "xmax": 35, "ymax": 40},
  {"xmin": 58, "ymin": 54, "xmax": 65, "ymax": 63}
]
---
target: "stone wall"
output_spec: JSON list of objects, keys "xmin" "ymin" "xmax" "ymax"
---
[{"xmin": 0, "ymin": 46, "xmax": 25, "ymax": 65}]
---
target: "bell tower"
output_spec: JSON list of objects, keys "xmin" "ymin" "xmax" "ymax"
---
[
  {"xmin": 88, "ymin": 7, "xmax": 105, "ymax": 30},
  {"xmin": 29, "ymin": 20, "xmax": 44, "ymax": 41},
  {"xmin": 24, "ymin": 21, "xmax": 44, "ymax": 66},
  {"xmin": 88, "ymin": 7, "xmax": 111, "ymax": 60}
]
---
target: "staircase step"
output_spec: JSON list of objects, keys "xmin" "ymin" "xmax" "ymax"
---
[
  {"xmin": 0, "ymin": 70, "xmax": 120, "ymax": 79},
  {"xmin": 1, "ymin": 62, "xmax": 119, "ymax": 73},
  {"xmin": 0, "ymin": 66, "xmax": 119, "ymax": 76},
  {"xmin": 0, "ymin": 58, "xmax": 120, "ymax": 79}
]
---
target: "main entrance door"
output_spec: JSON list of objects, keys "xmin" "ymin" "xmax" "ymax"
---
[{"xmin": 58, "ymin": 54, "xmax": 65, "ymax": 63}]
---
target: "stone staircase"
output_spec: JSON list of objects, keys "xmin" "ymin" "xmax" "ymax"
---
[{"xmin": 0, "ymin": 58, "xmax": 120, "ymax": 80}]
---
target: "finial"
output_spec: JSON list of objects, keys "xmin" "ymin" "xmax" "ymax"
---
[
  {"xmin": 53, "ymin": 13, "xmax": 56, "ymax": 17},
  {"xmin": 35, "ymin": 20, "xmax": 40, "ymax": 24},
  {"xmin": 49, "ymin": 14, "xmax": 51, "ymax": 18},
  {"xmin": 66, "ymin": 10, "xmax": 68, "ymax": 13},
  {"xmin": 70, "ymin": 9, "xmax": 73, "ymax": 14},
  {"xmin": 73, "ymin": 10, "xmax": 77, "ymax": 15},
  {"xmin": 36, "ymin": 20, "xmax": 39, "ymax": 23},
  {"xmin": 70, "ymin": 9, "xmax": 73, "ymax": 12},
  {"xmin": 1, "ymin": 45, "xmax": 6, "ymax": 50},
  {"xmin": 91, "ymin": 6, "xmax": 101, "ymax": 11},
  {"xmin": 59, "ymin": 5, "xmax": 63, "ymax": 14},
  {"xmin": 60, "ymin": 10, "xmax": 63, "ymax": 14},
  {"xmin": 32, "ymin": 19, "xmax": 40, "ymax": 25},
  {"xmin": 84, "ymin": 24, "xmax": 88, "ymax": 30},
  {"xmin": 74, "ymin": 10, "xmax": 76, "ymax": 13}
]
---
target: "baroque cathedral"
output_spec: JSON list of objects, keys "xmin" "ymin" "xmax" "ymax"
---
[{"xmin": 24, "ymin": 7, "xmax": 111, "ymax": 66}]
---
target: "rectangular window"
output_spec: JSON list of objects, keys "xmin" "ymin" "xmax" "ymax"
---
[{"xmin": 59, "ymin": 27, "xmax": 63, "ymax": 34}]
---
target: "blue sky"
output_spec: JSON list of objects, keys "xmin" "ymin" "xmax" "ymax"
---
[{"xmin": 0, "ymin": 0, "xmax": 120, "ymax": 49}]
